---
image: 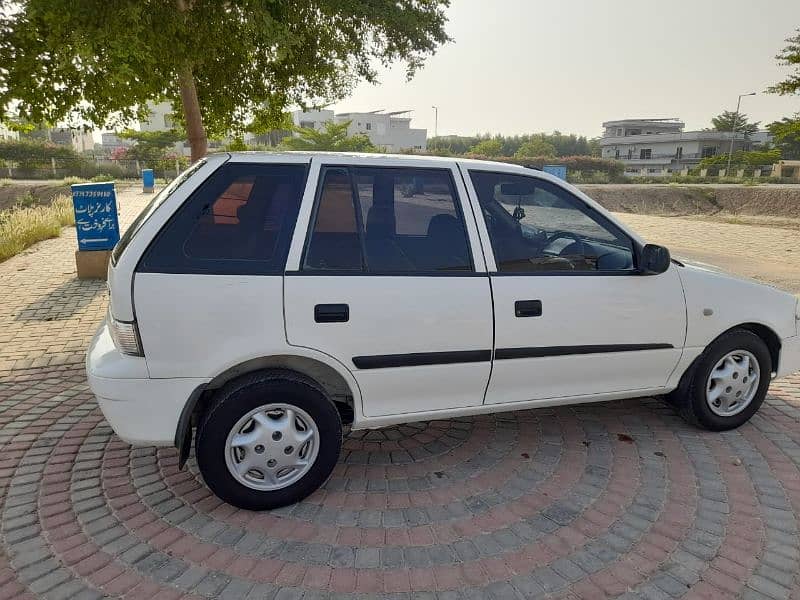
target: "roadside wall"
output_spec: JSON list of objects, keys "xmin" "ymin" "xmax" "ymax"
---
[{"xmin": 579, "ymin": 185, "xmax": 800, "ymax": 219}]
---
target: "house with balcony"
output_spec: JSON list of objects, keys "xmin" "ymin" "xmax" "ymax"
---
[{"xmin": 599, "ymin": 118, "xmax": 759, "ymax": 176}]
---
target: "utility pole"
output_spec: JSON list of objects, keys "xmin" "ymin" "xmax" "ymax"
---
[
  {"xmin": 431, "ymin": 105, "xmax": 438, "ymax": 138},
  {"xmin": 727, "ymin": 92, "xmax": 756, "ymax": 174}
]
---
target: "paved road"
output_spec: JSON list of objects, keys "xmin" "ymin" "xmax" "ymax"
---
[{"xmin": 0, "ymin": 189, "xmax": 799, "ymax": 599}]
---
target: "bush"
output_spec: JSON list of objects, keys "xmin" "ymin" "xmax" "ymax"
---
[
  {"xmin": 0, "ymin": 194, "xmax": 75, "ymax": 261},
  {"xmin": 0, "ymin": 139, "xmax": 79, "ymax": 161},
  {"xmin": 463, "ymin": 154, "xmax": 625, "ymax": 180}
]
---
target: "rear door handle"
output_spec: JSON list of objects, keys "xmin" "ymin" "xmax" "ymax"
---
[
  {"xmin": 515, "ymin": 300, "xmax": 542, "ymax": 318},
  {"xmin": 314, "ymin": 303, "xmax": 349, "ymax": 323}
]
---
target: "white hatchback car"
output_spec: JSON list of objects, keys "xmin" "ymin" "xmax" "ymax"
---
[{"xmin": 88, "ymin": 152, "xmax": 800, "ymax": 510}]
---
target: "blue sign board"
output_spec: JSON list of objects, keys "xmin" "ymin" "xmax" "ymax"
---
[
  {"xmin": 543, "ymin": 165, "xmax": 567, "ymax": 180},
  {"xmin": 142, "ymin": 169, "xmax": 155, "ymax": 193},
  {"xmin": 71, "ymin": 182, "xmax": 120, "ymax": 251}
]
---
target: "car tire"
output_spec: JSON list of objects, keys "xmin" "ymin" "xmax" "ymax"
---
[
  {"xmin": 675, "ymin": 329, "xmax": 771, "ymax": 431},
  {"xmin": 195, "ymin": 369, "xmax": 342, "ymax": 510}
]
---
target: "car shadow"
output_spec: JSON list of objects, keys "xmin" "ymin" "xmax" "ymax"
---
[{"xmin": 14, "ymin": 277, "xmax": 106, "ymax": 322}]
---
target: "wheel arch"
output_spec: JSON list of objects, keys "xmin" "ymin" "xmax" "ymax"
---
[
  {"xmin": 674, "ymin": 321, "xmax": 782, "ymax": 397},
  {"xmin": 735, "ymin": 322, "xmax": 781, "ymax": 374},
  {"xmin": 174, "ymin": 352, "xmax": 361, "ymax": 460}
]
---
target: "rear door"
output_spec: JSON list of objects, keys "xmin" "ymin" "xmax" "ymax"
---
[
  {"xmin": 134, "ymin": 156, "xmax": 309, "ymax": 378},
  {"xmin": 284, "ymin": 158, "xmax": 493, "ymax": 418}
]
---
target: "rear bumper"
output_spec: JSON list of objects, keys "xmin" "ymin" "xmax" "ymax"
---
[
  {"xmin": 777, "ymin": 335, "xmax": 800, "ymax": 379},
  {"xmin": 86, "ymin": 321, "xmax": 208, "ymax": 446}
]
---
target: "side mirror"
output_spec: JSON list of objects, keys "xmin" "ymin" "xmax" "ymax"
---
[{"xmin": 639, "ymin": 244, "xmax": 671, "ymax": 275}]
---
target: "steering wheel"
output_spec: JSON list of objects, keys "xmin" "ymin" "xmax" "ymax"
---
[{"xmin": 545, "ymin": 230, "xmax": 586, "ymax": 254}]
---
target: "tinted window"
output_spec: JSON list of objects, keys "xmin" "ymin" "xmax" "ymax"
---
[
  {"xmin": 469, "ymin": 171, "xmax": 634, "ymax": 273},
  {"xmin": 303, "ymin": 167, "xmax": 472, "ymax": 273},
  {"xmin": 112, "ymin": 159, "xmax": 206, "ymax": 265},
  {"xmin": 304, "ymin": 169, "xmax": 362, "ymax": 271},
  {"xmin": 138, "ymin": 163, "xmax": 307, "ymax": 274}
]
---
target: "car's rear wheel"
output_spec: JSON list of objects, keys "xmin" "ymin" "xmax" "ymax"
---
[
  {"xmin": 196, "ymin": 370, "xmax": 342, "ymax": 510},
  {"xmin": 676, "ymin": 329, "xmax": 771, "ymax": 431}
]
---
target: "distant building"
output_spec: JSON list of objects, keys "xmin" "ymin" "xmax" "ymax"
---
[
  {"xmin": 47, "ymin": 127, "xmax": 94, "ymax": 153},
  {"xmin": 290, "ymin": 109, "xmax": 427, "ymax": 152},
  {"xmin": 139, "ymin": 101, "xmax": 175, "ymax": 132},
  {"xmin": 139, "ymin": 101, "xmax": 193, "ymax": 156},
  {"xmin": 0, "ymin": 123, "xmax": 19, "ymax": 141},
  {"xmin": 599, "ymin": 118, "xmax": 766, "ymax": 176},
  {"xmin": 101, "ymin": 132, "xmax": 134, "ymax": 154}
]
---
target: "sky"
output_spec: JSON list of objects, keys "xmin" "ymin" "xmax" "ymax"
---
[{"xmin": 330, "ymin": 0, "xmax": 800, "ymax": 139}]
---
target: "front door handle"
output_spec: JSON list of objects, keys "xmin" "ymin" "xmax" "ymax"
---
[
  {"xmin": 315, "ymin": 303, "xmax": 349, "ymax": 323},
  {"xmin": 515, "ymin": 300, "xmax": 542, "ymax": 318}
]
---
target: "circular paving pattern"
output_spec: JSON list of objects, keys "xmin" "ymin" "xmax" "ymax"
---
[{"xmin": 1, "ymin": 363, "xmax": 800, "ymax": 599}]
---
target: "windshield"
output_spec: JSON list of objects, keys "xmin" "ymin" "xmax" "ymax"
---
[{"xmin": 111, "ymin": 159, "xmax": 208, "ymax": 265}]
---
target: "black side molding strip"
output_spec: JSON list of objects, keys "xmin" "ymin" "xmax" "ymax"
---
[
  {"xmin": 495, "ymin": 343, "xmax": 674, "ymax": 360},
  {"xmin": 353, "ymin": 350, "xmax": 492, "ymax": 370}
]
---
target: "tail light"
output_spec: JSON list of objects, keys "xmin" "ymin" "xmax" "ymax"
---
[{"xmin": 107, "ymin": 307, "xmax": 144, "ymax": 357}]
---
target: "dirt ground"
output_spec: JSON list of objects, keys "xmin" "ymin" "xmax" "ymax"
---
[
  {"xmin": 616, "ymin": 212, "xmax": 800, "ymax": 295},
  {"xmin": 0, "ymin": 181, "xmax": 71, "ymax": 211}
]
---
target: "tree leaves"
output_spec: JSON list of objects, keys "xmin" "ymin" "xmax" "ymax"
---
[
  {"xmin": 768, "ymin": 28, "xmax": 800, "ymax": 96},
  {"xmin": 281, "ymin": 120, "xmax": 377, "ymax": 152},
  {"xmin": 0, "ymin": 0, "xmax": 450, "ymax": 139}
]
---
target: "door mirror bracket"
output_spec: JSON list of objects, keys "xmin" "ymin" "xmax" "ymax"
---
[{"xmin": 639, "ymin": 244, "xmax": 671, "ymax": 275}]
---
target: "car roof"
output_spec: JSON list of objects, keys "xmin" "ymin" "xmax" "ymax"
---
[{"xmin": 224, "ymin": 150, "xmax": 529, "ymax": 172}]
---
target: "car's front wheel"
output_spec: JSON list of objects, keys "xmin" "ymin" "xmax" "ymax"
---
[
  {"xmin": 196, "ymin": 370, "xmax": 342, "ymax": 510},
  {"xmin": 676, "ymin": 329, "xmax": 772, "ymax": 431}
]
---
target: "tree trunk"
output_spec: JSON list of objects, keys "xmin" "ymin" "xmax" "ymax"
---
[
  {"xmin": 178, "ymin": 65, "xmax": 207, "ymax": 162},
  {"xmin": 175, "ymin": 0, "xmax": 206, "ymax": 162}
]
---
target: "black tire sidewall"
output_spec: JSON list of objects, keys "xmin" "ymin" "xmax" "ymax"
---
[
  {"xmin": 196, "ymin": 375, "xmax": 342, "ymax": 510},
  {"xmin": 688, "ymin": 331, "xmax": 771, "ymax": 431}
]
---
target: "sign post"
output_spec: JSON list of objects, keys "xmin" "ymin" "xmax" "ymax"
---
[
  {"xmin": 142, "ymin": 168, "xmax": 155, "ymax": 193},
  {"xmin": 542, "ymin": 165, "xmax": 567, "ymax": 180},
  {"xmin": 71, "ymin": 182, "xmax": 120, "ymax": 279}
]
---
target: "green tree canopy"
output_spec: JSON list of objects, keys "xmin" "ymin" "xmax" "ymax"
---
[
  {"xmin": 711, "ymin": 111, "xmax": 759, "ymax": 137},
  {"xmin": 469, "ymin": 139, "xmax": 503, "ymax": 156},
  {"xmin": 768, "ymin": 28, "xmax": 800, "ymax": 95},
  {"xmin": 117, "ymin": 129, "xmax": 184, "ymax": 160},
  {"xmin": 699, "ymin": 149, "xmax": 781, "ymax": 169},
  {"xmin": 514, "ymin": 138, "xmax": 557, "ymax": 158},
  {"xmin": 280, "ymin": 120, "xmax": 377, "ymax": 152},
  {"xmin": 768, "ymin": 115, "xmax": 800, "ymax": 159},
  {"xmin": 0, "ymin": 0, "xmax": 451, "ymax": 161},
  {"xmin": 429, "ymin": 132, "xmax": 594, "ymax": 157}
]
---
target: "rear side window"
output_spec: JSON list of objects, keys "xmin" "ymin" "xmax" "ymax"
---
[
  {"xmin": 303, "ymin": 166, "xmax": 472, "ymax": 273},
  {"xmin": 138, "ymin": 163, "xmax": 307, "ymax": 275},
  {"xmin": 112, "ymin": 158, "xmax": 206, "ymax": 265}
]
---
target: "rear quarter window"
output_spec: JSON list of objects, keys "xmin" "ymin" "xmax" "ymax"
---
[{"xmin": 137, "ymin": 163, "xmax": 308, "ymax": 275}]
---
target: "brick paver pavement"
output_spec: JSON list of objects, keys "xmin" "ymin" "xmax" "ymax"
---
[{"xmin": 1, "ymin": 187, "xmax": 799, "ymax": 599}]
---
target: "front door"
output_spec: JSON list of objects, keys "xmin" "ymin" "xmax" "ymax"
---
[
  {"xmin": 284, "ymin": 160, "xmax": 493, "ymax": 418},
  {"xmin": 463, "ymin": 168, "xmax": 686, "ymax": 404}
]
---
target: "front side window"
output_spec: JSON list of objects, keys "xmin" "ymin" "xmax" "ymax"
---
[
  {"xmin": 304, "ymin": 166, "xmax": 472, "ymax": 273},
  {"xmin": 469, "ymin": 171, "xmax": 634, "ymax": 273},
  {"xmin": 138, "ymin": 163, "xmax": 307, "ymax": 274}
]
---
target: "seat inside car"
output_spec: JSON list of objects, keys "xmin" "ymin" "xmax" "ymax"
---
[{"xmin": 364, "ymin": 174, "xmax": 414, "ymax": 271}]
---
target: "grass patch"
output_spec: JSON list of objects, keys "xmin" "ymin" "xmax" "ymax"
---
[{"xmin": 0, "ymin": 194, "xmax": 75, "ymax": 262}]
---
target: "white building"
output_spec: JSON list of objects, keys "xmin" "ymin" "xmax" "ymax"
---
[
  {"xmin": 48, "ymin": 127, "xmax": 95, "ymax": 153},
  {"xmin": 600, "ymin": 118, "xmax": 761, "ymax": 176},
  {"xmin": 140, "ymin": 101, "xmax": 175, "ymax": 132},
  {"xmin": 0, "ymin": 122, "xmax": 19, "ymax": 141},
  {"xmin": 291, "ymin": 108, "xmax": 427, "ymax": 152},
  {"xmin": 101, "ymin": 132, "xmax": 134, "ymax": 154},
  {"xmin": 139, "ymin": 101, "xmax": 194, "ymax": 156}
]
